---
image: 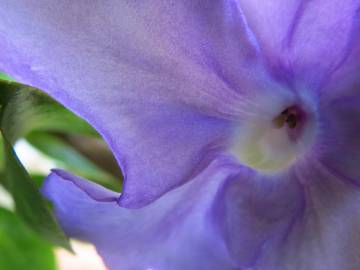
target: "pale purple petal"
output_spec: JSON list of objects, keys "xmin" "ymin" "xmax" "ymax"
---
[
  {"xmin": 321, "ymin": 28, "xmax": 360, "ymax": 100},
  {"xmin": 214, "ymin": 169, "xmax": 304, "ymax": 268},
  {"xmin": 253, "ymin": 161, "xmax": 360, "ymax": 270},
  {"xmin": 43, "ymin": 154, "xmax": 360, "ymax": 270},
  {"xmin": 316, "ymin": 94, "xmax": 360, "ymax": 186},
  {"xmin": 213, "ymin": 160, "xmax": 360, "ymax": 270},
  {"xmin": 0, "ymin": 1, "xmax": 285, "ymax": 207},
  {"xmin": 240, "ymin": 0, "xmax": 360, "ymax": 88},
  {"xmin": 42, "ymin": 158, "xmax": 241, "ymax": 270}
]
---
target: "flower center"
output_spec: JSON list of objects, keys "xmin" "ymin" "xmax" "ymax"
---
[
  {"xmin": 273, "ymin": 105, "xmax": 302, "ymax": 129},
  {"xmin": 232, "ymin": 104, "xmax": 316, "ymax": 172}
]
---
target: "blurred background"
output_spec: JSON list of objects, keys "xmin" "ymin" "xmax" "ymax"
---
[{"xmin": 0, "ymin": 71, "xmax": 122, "ymax": 270}]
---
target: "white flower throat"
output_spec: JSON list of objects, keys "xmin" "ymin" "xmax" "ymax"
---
[{"xmin": 232, "ymin": 103, "xmax": 317, "ymax": 172}]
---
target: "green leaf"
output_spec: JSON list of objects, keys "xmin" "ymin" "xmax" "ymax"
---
[
  {"xmin": 0, "ymin": 79, "xmax": 117, "ymax": 250},
  {"xmin": 0, "ymin": 80, "xmax": 79, "ymax": 250},
  {"xmin": 27, "ymin": 132, "xmax": 120, "ymax": 190},
  {"xmin": 0, "ymin": 207, "xmax": 56, "ymax": 270},
  {"xmin": 0, "ymin": 79, "xmax": 97, "ymax": 143},
  {"xmin": 0, "ymin": 72, "xmax": 13, "ymax": 81},
  {"xmin": 0, "ymin": 137, "xmax": 4, "ymax": 172},
  {"xmin": 2, "ymin": 137, "xmax": 71, "ymax": 250}
]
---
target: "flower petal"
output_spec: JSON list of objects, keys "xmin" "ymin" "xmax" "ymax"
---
[
  {"xmin": 0, "ymin": 1, "xmax": 278, "ymax": 207},
  {"xmin": 216, "ymin": 161, "xmax": 360, "ymax": 269},
  {"xmin": 43, "ymin": 152, "xmax": 360, "ymax": 269},
  {"xmin": 214, "ymin": 169, "xmax": 304, "ymax": 268},
  {"xmin": 41, "ymin": 158, "xmax": 240, "ymax": 270},
  {"xmin": 254, "ymin": 161, "xmax": 360, "ymax": 270},
  {"xmin": 321, "ymin": 27, "xmax": 360, "ymax": 100},
  {"xmin": 240, "ymin": 0, "xmax": 360, "ymax": 88},
  {"xmin": 316, "ymin": 94, "xmax": 360, "ymax": 187}
]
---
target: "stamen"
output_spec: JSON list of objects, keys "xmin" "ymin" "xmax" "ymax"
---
[{"xmin": 273, "ymin": 105, "xmax": 301, "ymax": 129}]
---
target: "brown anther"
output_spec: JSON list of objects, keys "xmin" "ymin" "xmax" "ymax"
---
[
  {"xmin": 272, "ymin": 113, "xmax": 287, "ymax": 128},
  {"xmin": 286, "ymin": 114, "xmax": 297, "ymax": 128},
  {"xmin": 273, "ymin": 106, "xmax": 299, "ymax": 129}
]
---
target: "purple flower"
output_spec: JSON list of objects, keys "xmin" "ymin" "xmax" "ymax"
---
[{"xmin": 1, "ymin": 1, "xmax": 360, "ymax": 269}]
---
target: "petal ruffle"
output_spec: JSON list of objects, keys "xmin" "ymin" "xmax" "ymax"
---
[
  {"xmin": 0, "ymin": 1, "xmax": 291, "ymax": 207},
  {"xmin": 42, "ymin": 157, "xmax": 360, "ymax": 270},
  {"xmin": 42, "ymin": 158, "xmax": 241, "ymax": 270}
]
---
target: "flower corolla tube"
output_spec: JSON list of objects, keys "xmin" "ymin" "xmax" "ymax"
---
[{"xmin": 1, "ymin": 1, "xmax": 360, "ymax": 269}]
